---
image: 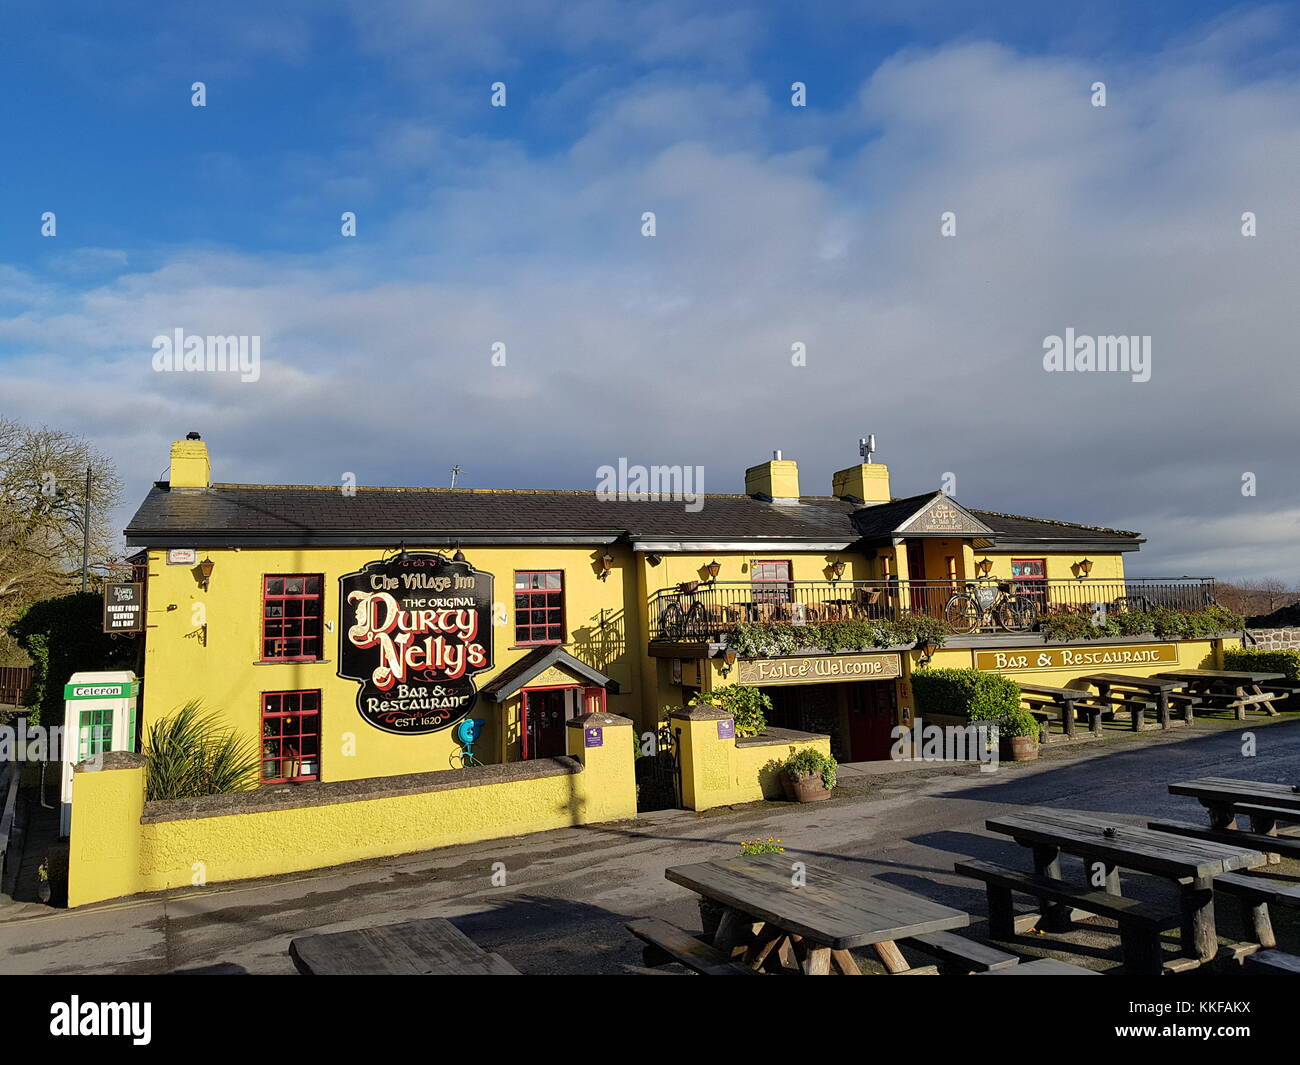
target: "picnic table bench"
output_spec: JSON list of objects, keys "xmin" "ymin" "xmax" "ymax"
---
[
  {"xmin": 1153, "ymin": 670, "xmax": 1288, "ymax": 719},
  {"xmin": 288, "ymin": 916, "xmax": 521, "ymax": 975},
  {"xmin": 1015, "ymin": 682, "xmax": 1109, "ymax": 739},
  {"xmin": 976, "ymin": 957, "xmax": 1100, "ymax": 976},
  {"xmin": 983, "ymin": 807, "xmax": 1265, "ymax": 963},
  {"xmin": 662, "ymin": 853, "xmax": 978, "ymax": 975},
  {"xmin": 1076, "ymin": 673, "xmax": 1187, "ymax": 731},
  {"xmin": 1167, "ymin": 776, "xmax": 1300, "ymax": 829}
]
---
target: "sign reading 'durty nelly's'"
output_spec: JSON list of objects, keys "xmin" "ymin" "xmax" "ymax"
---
[
  {"xmin": 736, "ymin": 653, "xmax": 902, "ymax": 686},
  {"xmin": 338, "ymin": 553, "xmax": 494, "ymax": 735}
]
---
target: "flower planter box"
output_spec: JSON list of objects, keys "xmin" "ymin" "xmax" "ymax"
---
[{"xmin": 781, "ymin": 770, "xmax": 832, "ymax": 802}]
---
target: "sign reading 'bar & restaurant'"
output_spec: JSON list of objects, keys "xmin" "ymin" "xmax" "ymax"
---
[
  {"xmin": 736, "ymin": 653, "xmax": 902, "ymax": 686},
  {"xmin": 974, "ymin": 643, "xmax": 1179, "ymax": 673}
]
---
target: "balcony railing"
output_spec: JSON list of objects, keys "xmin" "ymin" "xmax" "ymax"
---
[{"xmin": 648, "ymin": 577, "xmax": 1218, "ymax": 643}]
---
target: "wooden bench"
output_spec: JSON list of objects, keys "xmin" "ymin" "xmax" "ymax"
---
[
  {"xmin": 955, "ymin": 858, "xmax": 1180, "ymax": 975},
  {"xmin": 977, "ymin": 957, "xmax": 1101, "ymax": 976},
  {"xmin": 1245, "ymin": 949, "xmax": 1300, "ymax": 975},
  {"xmin": 626, "ymin": 918, "xmax": 761, "ymax": 975},
  {"xmin": 1147, "ymin": 818, "xmax": 1300, "ymax": 864},
  {"xmin": 899, "ymin": 929, "xmax": 1021, "ymax": 974},
  {"xmin": 1015, "ymin": 683, "xmax": 1108, "ymax": 739},
  {"xmin": 1213, "ymin": 872, "xmax": 1300, "ymax": 950}
]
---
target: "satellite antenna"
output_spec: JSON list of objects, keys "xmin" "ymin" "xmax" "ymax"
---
[
  {"xmin": 450, "ymin": 465, "xmax": 462, "ymax": 488},
  {"xmin": 859, "ymin": 435, "xmax": 877, "ymax": 464}
]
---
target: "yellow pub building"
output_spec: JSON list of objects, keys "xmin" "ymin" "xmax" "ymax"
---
[{"xmin": 120, "ymin": 434, "xmax": 1233, "ymax": 783}]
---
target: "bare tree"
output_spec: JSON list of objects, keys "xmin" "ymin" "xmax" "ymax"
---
[{"xmin": 0, "ymin": 418, "xmax": 123, "ymax": 612}]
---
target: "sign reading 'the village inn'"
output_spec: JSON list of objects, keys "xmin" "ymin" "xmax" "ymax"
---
[
  {"xmin": 338, "ymin": 553, "xmax": 494, "ymax": 735},
  {"xmin": 737, "ymin": 653, "xmax": 902, "ymax": 686}
]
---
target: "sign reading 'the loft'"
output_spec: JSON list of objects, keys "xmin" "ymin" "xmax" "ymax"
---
[
  {"xmin": 974, "ymin": 643, "xmax": 1178, "ymax": 673},
  {"xmin": 338, "ymin": 553, "xmax": 494, "ymax": 735},
  {"xmin": 736, "ymin": 653, "xmax": 902, "ymax": 686}
]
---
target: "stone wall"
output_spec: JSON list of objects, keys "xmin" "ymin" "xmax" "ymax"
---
[{"xmin": 1247, "ymin": 628, "xmax": 1300, "ymax": 651}]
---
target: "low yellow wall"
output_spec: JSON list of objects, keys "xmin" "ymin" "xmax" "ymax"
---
[
  {"xmin": 69, "ymin": 713, "xmax": 636, "ymax": 908},
  {"xmin": 670, "ymin": 706, "xmax": 829, "ymax": 811}
]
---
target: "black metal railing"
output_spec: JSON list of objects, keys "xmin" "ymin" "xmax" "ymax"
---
[{"xmin": 647, "ymin": 577, "xmax": 1218, "ymax": 642}]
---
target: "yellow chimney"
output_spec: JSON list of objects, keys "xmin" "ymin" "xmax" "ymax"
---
[
  {"xmin": 169, "ymin": 434, "xmax": 211, "ymax": 489},
  {"xmin": 745, "ymin": 452, "xmax": 800, "ymax": 501},
  {"xmin": 832, "ymin": 462, "xmax": 890, "ymax": 505}
]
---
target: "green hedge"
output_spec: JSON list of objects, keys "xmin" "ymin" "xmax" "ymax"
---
[
  {"xmin": 725, "ymin": 616, "xmax": 949, "ymax": 658},
  {"xmin": 1039, "ymin": 604, "xmax": 1243, "ymax": 643},
  {"xmin": 1224, "ymin": 647, "xmax": 1300, "ymax": 680},
  {"xmin": 911, "ymin": 668, "xmax": 1021, "ymax": 721},
  {"xmin": 7, "ymin": 592, "xmax": 138, "ymax": 726}
]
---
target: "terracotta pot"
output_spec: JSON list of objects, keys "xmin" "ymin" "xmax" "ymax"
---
[
  {"xmin": 784, "ymin": 771, "xmax": 832, "ymax": 802},
  {"xmin": 1000, "ymin": 735, "xmax": 1039, "ymax": 762}
]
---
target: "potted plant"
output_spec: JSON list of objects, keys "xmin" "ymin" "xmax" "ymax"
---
[
  {"xmin": 997, "ymin": 710, "xmax": 1041, "ymax": 762},
  {"xmin": 780, "ymin": 748, "xmax": 837, "ymax": 802}
]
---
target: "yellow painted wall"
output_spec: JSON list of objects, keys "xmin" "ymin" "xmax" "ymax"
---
[
  {"xmin": 924, "ymin": 636, "xmax": 1232, "ymax": 691},
  {"xmin": 69, "ymin": 718, "xmax": 637, "ymax": 907},
  {"xmin": 670, "ymin": 708, "xmax": 830, "ymax": 811},
  {"xmin": 141, "ymin": 544, "xmax": 642, "ymax": 782}
]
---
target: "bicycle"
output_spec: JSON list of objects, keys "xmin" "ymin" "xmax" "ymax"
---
[
  {"xmin": 657, "ymin": 581, "xmax": 710, "ymax": 640},
  {"xmin": 944, "ymin": 580, "xmax": 1040, "ymax": 634}
]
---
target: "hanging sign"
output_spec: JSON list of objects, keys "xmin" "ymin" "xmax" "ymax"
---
[
  {"xmin": 338, "ymin": 553, "xmax": 494, "ymax": 735},
  {"xmin": 102, "ymin": 583, "xmax": 144, "ymax": 633}
]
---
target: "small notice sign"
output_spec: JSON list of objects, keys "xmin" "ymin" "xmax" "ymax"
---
[
  {"xmin": 585, "ymin": 726, "xmax": 603, "ymax": 748},
  {"xmin": 102, "ymin": 583, "xmax": 144, "ymax": 633},
  {"xmin": 716, "ymin": 719, "xmax": 735, "ymax": 740}
]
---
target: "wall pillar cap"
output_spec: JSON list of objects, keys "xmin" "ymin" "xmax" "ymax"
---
[
  {"xmin": 75, "ymin": 751, "xmax": 147, "ymax": 773},
  {"xmin": 669, "ymin": 706, "xmax": 732, "ymax": 722},
  {"xmin": 566, "ymin": 711, "xmax": 634, "ymax": 729}
]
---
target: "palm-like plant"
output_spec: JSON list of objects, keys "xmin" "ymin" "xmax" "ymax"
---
[{"xmin": 145, "ymin": 701, "xmax": 261, "ymax": 801}]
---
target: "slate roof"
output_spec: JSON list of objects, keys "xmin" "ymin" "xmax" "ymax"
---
[{"xmin": 123, "ymin": 482, "xmax": 1143, "ymax": 549}]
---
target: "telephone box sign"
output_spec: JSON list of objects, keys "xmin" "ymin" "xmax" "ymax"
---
[{"xmin": 338, "ymin": 553, "xmax": 494, "ymax": 735}]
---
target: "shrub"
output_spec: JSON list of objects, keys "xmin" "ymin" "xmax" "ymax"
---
[
  {"xmin": 782, "ymin": 747, "xmax": 837, "ymax": 789},
  {"xmin": 689, "ymin": 685, "xmax": 771, "ymax": 737},
  {"xmin": 724, "ymin": 616, "xmax": 949, "ymax": 658},
  {"xmin": 7, "ymin": 592, "xmax": 138, "ymax": 726},
  {"xmin": 739, "ymin": 837, "xmax": 785, "ymax": 855},
  {"xmin": 1039, "ymin": 604, "xmax": 1243, "ymax": 643},
  {"xmin": 998, "ymin": 709, "xmax": 1042, "ymax": 739},
  {"xmin": 1224, "ymin": 647, "xmax": 1300, "ymax": 680},
  {"xmin": 145, "ymin": 701, "xmax": 261, "ymax": 801},
  {"xmin": 911, "ymin": 667, "xmax": 1021, "ymax": 722}
]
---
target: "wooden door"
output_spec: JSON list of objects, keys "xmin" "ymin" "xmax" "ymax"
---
[
  {"xmin": 847, "ymin": 682, "xmax": 898, "ymax": 761},
  {"xmin": 523, "ymin": 688, "xmax": 569, "ymax": 759},
  {"xmin": 905, "ymin": 542, "xmax": 931, "ymax": 614}
]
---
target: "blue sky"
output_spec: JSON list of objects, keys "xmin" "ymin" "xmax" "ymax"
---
[{"xmin": 2, "ymin": 1, "xmax": 1300, "ymax": 579}]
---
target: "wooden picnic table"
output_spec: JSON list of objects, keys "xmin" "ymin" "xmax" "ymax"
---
[
  {"xmin": 1169, "ymin": 776, "xmax": 1300, "ymax": 830},
  {"xmin": 288, "ymin": 916, "xmax": 521, "ymax": 975},
  {"xmin": 1015, "ymin": 682, "xmax": 1106, "ymax": 738},
  {"xmin": 977, "ymin": 958, "xmax": 1100, "ymax": 976},
  {"xmin": 986, "ymin": 807, "xmax": 1265, "ymax": 962},
  {"xmin": 664, "ymin": 853, "xmax": 970, "ymax": 975},
  {"xmin": 1154, "ymin": 669, "xmax": 1288, "ymax": 719},
  {"xmin": 1077, "ymin": 672, "xmax": 1184, "ymax": 730}
]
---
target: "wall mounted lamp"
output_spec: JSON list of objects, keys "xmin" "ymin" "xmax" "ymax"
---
[
  {"xmin": 598, "ymin": 553, "xmax": 614, "ymax": 580},
  {"xmin": 705, "ymin": 559, "xmax": 722, "ymax": 581},
  {"xmin": 1076, "ymin": 558, "xmax": 1093, "ymax": 579},
  {"xmin": 829, "ymin": 559, "xmax": 847, "ymax": 581},
  {"xmin": 976, "ymin": 558, "xmax": 993, "ymax": 578},
  {"xmin": 197, "ymin": 556, "xmax": 215, "ymax": 590},
  {"xmin": 917, "ymin": 637, "xmax": 939, "ymax": 667},
  {"xmin": 720, "ymin": 650, "xmax": 738, "ymax": 677}
]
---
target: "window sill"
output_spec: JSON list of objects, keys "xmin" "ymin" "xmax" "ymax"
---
[{"xmin": 252, "ymin": 658, "xmax": 331, "ymax": 666}]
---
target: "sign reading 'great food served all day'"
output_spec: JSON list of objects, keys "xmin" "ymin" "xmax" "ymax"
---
[
  {"xmin": 338, "ymin": 553, "xmax": 494, "ymax": 735},
  {"xmin": 974, "ymin": 643, "xmax": 1179, "ymax": 673},
  {"xmin": 736, "ymin": 652, "xmax": 902, "ymax": 686}
]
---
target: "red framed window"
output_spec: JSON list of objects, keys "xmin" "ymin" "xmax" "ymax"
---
[
  {"xmin": 514, "ymin": 571, "xmax": 564, "ymax": 644},
  {"xmin": 1010, "ymin": 558, "xmax": 1048, "ymax": 608},
  {"xmin": 751, "ymin": 560, "xmax": 793, "ymax": 604},
  {"xmin": 261, "ymin": 690, "xmax": 320, "ymax": 783},
  {"xmin": 262, "ymin": 574, "xmax": 324, "ymax": 660}
]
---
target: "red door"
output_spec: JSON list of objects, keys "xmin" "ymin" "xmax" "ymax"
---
[
  {"xmin": 523, "ymin": 688, "xmax": 569, "ymax": 759},
  {"xmin": 847, "ymin": 682, "xmax": 898, "ymax": 761},
  {"xmin": 906, "ymin": 542, "xmax": 931, "ymax": 614}
]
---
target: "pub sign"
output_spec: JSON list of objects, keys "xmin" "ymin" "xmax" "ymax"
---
[{"xmin": 338, "ymin": 552, "xmax": 494, "ymax": 735}]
